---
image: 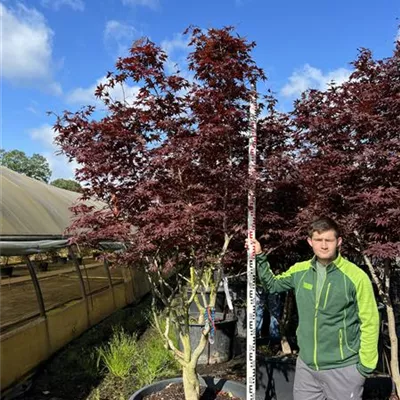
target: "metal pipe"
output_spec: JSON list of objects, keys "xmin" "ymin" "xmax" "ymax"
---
[
  {"xmin": 103, "ymin": 259, "xmax": 116, "ymax": 307},
  {"xmin": 68, "ymin": 246, "xmax": 88, "ymax": 301},
  {"xmin": 24, "ymin": 256, "xmax": 46, "ymax": 318}
]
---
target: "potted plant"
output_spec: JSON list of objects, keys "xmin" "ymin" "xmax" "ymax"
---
[{"xmin": 0, "ymin": 257, "xmax": 14, "ymax": 278}]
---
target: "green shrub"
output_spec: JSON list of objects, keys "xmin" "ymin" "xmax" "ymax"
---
[
  {"xmin": 133, "ymin": 328, "xmax": 180, "ymax": 387},
  {"xmin": 97, "ymin": 329, "xmax": 137, "ymax": 379},
  {"xmin": 96, "ymin": 322, "xmax": 179, "ymax": 387}
]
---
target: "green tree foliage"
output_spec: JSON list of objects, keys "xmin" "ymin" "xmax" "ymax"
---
[
  {"xmin": 0, "ymin": 149, "xmax": 52, "ymax": 183},
  {"xmin": 51, "ymin": 178, "xmax": 82, "ymax": 192}
]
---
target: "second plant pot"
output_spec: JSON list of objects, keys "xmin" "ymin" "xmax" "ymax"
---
[
  {"xmin": 256, "ymin": 355, "xmax": 296, "ymax": 400},
  {"xmin": 181, "ymin": 312, "xmax": 237, "ymax": 365},
  {"xmin": 187, "ymin": 287, "xmax": 227, "ymax": 314}
]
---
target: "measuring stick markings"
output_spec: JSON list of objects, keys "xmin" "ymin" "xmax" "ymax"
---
[{"xmin": 247, "ymin": 83, "xmax": 257, "ymax": 400}]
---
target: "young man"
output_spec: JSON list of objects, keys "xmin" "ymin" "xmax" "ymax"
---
[{"xmin": 248, "ymin": 217, "xmax": 379, "ymax": 400}]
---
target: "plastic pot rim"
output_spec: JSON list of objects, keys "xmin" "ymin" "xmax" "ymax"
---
[{"xmin": 129, "ymin": 375, "xmax": 246, "ymax": 400}]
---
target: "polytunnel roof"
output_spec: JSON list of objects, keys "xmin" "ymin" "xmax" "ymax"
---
[{"xmin": 0, "ymin": 166, "xmax": 104, "ymax": 240}]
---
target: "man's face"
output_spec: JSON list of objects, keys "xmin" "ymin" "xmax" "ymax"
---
[{"xmin": 307, "ymin": 229, "xmax": 342, "ymax": 265}]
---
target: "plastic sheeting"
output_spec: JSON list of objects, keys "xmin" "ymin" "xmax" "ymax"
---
[
  {"xmin": 98, "ymin": 241, "xmax": 126, "ymax": 252},
  {"xmin": 0, "ymin": 240, "xmax": 70, "ymax": 256},
  {"xmin": 0, "ymin": 166, "xmax": 104, "ymax": 237}
]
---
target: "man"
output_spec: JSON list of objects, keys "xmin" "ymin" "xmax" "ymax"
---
[{"xmin": 247, "ymin": 216, "xmax": 379, "ymax": 400}]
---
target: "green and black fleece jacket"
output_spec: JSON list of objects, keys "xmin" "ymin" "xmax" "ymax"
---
[{"xmin": 257, "ymin": 252, "xmax": 379, "ymax": 377}]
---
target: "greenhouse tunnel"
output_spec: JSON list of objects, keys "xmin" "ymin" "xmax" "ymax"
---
[{"xmin": 0, "ymin": 166, "xmax": 151, "ymax": 396}]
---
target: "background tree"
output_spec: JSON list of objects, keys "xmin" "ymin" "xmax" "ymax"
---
[
  {"xmin": 0, "ymin": 149, "xmax": 52, "ymax": 183},
  {"xmin": 255, "ymin": 98, "xmax": 309, "ymax": 353},
  {"xmin": 51, "ymin": 178, "xmax": 82, "ymax": 192},
  {"xmin": 291, "ymin": 42, "xmax": 400, "ymax": 395}
]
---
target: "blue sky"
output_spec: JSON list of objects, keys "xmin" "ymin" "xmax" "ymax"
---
[{"xmin": 1, "ymin": 0, "xmax": 399, "ymax": 180}]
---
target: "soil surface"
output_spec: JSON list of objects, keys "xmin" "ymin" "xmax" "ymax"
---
[
  {"xmin": 197, "ymin": 355, "xmax": 246, "ymax": 384},
  {"xmin": 141, "ymin": 355, "xmax": 247, "ymax": 400},
  {"xmin": 143, "ymin": 382, "xmax": 241, "ymax": 400}
]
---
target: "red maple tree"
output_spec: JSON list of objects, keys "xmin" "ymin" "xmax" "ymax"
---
[{"xmin": 54, "ymin": 27, "xmax": 302, "ymax": 399}]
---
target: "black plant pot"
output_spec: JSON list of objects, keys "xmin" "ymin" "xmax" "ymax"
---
[
  {"xmin": 256, "ymin": 355, "xmax": 296, "ymax": 400},
  {"xmin": 129, "ymin": 376, "xmax": 246, "ymax": 400},
  {"xmin": 187, "ymin": 288, "xmax": 227, "ymax": 314},
  {"xmin": 38, "ymin": 262, "xmax": 49, "ymax": 272},
  {"xmin": 51, "ymin": 256, "xmax": 59, "ymax": 264},
  {"xmin": 181, "ymin": 313, "xmax": 237, "ymax": 365},
  {"xmin": 363, "ymin": 375, "xmax": 393, "ymax": 399},
  {"xmin": 0, "ymin": 266, "xmax": 14, "ymax": 277}
]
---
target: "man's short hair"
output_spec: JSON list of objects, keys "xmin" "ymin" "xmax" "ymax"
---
[{"xmin": 308, "ymin": 216, "xmax": 340, "ymax": 238}]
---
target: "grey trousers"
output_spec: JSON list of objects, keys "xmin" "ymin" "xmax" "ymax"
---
[{"xmin": 293, "ymin": 357, "xmax": 366, "ymax": 400}]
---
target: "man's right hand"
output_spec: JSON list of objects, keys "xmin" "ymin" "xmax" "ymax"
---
[{"xmin": 245, "ymin": 238, "xmax": 263, "ymax": 255}]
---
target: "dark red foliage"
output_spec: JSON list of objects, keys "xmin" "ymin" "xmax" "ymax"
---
[
  {"xmin": 291, "ymin": 43, "xmax": 400, "ymax": 260},
  {"xmin": 54, "ymin": 27, "xmax": 302, "ymax": 273},
  {"xmin": 54, "ymin": 27, "xmax": 399, "ymax": 273}
]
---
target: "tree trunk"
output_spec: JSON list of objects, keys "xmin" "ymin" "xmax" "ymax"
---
[
  {"xmin": 280, "ymin": 293, "xmax": 293, "ymax": 354},
  {"xmin": 182, "ymin": 364, "xmax": 200, "ymax": 400},
  {"xmin": 354, "ymin": 243, "xmax": 400, "ymax": 397},
  {"xmin": 387, "ymin": 303, "xmax": 400, "ymax": 396},
  {"xmin": 280, "ymin": 336, "xmax": 292, "ymax": 354}
]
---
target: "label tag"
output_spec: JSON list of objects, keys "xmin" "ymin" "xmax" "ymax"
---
[{"xmin": 223, "ymin": 276, "xmax": 233, "ymax": 310}]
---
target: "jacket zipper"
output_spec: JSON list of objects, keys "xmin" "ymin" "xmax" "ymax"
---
[
  {"xmin": 323, "ymin": 283, "xmax": 331, "ymax": 309},
  {"xmin": 314, "ymin": 275, "xmax": 327, "ymax": 370},
  {"xmin": 339, "ymin": 329, "xmax": 344, "ymax": 359}
]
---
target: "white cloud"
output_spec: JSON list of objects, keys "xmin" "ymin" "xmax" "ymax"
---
[
  {"xmin": 160, "ymin": 33, "xmax": 193, "ymax": 81},
  {"xmin": 105, "ymin": 20, "xmax": 137, "ymax": 42},
  {"xmin": 27, "ymin": 106, "xmax": 38, "ymax": 115},
  {"xmin": 0, "ymin": 3, "xmax": 62, "ymax": 95},
  {"xmin": 104, "ymin": 20, "xmax": 138, "ymax": 57},
  {"xmin": 30, "ymin": 124, "xmax": 55, "ymax": 148},
  {"xmin": 66, "ymin": 76, "xmax": 140, "ymax": 106},
  {"xmin": 121, "ymin": 0, "xmax": 159, "ymax": 9},
  {"xmin": 26, "ymin": 100, "xmax": 41, "ymax": 115},
  {"xmin": 29, "ymin": 124, "xmax": 77, "ymax": 179},
  {"xmin": 281, "ymin": 64, "xmax": 351, "ymax": 98},
  {"xmin": 40, "ymin": 0, "xmax": 85, "ymax": 11},
  {"xmin": 396, "ymin": 28, "xmax": 400, "ymax": 42},
  {"xmin": 45, "ymin": 151, "xmax": 78, "ymax": 180},
  {"xmin": 161, "ymin": 33, "xmax": 189, "ymax": 55}
]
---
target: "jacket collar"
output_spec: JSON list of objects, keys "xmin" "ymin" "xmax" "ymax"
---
[{"xmin": 311, "ymin": 253, "xmax": 343, "ymax": 271}]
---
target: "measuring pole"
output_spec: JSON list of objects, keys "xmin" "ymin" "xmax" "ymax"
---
[{"xmin": 247, "ymin": 82, "xmax": 257, "ymax": 400}]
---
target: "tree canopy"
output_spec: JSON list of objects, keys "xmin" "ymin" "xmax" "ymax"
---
[
  {"xmin": 53, "ymin": 28, "xmax": 400, "ymax": 268},
  {"xmin": 54, "ymin": 27, "xmax": 302, "ymax": 270},
  {"xmin": 291, "ymin": 44, "xmax": 400, "ymax": 260},
  {"xmin": 50, "ymin": 178, "xmax": 82, "ymax": 193},
  {"xmin": 0, "ymin": 149, "xmax": 52, "ymax": 183}
]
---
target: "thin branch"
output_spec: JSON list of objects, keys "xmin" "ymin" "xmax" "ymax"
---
[
  {"xmin": 354, "ymin": 230, "xmax": 387, "ymax": 301},
  {"xmin": 152, "ymin": 309, "xmax": 186, "ymax": 366}
]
